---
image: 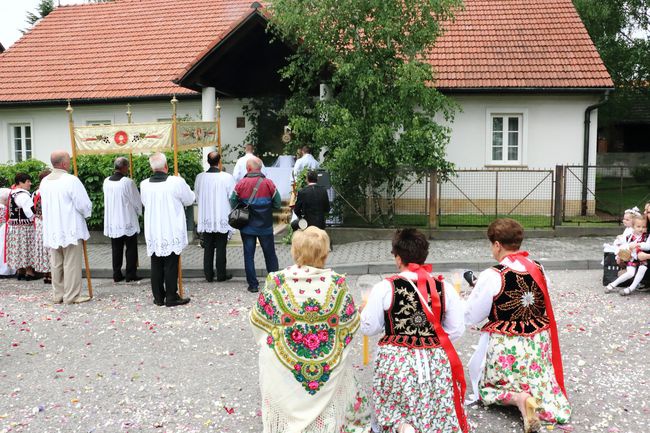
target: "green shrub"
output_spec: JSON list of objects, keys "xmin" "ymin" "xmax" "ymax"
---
[
  {"xmin": 0, "ymin": 159, "xmax": 49, "ymax": 189},
  {"xmin": 631, "ymin": 166, "xmax": 650, "ymax": 183}
]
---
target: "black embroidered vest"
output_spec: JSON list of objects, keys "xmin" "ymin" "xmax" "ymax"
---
[
  {"xmin": 8, "ymin": 190, "xmax": 32, "ymax": 225},
  {"xmin": 481, "ymin": 264, "xmax": 550, "ymax": 336},
  {"xmin": 379, "ymin": 277, "xmax": 446, "ymax": 349}
]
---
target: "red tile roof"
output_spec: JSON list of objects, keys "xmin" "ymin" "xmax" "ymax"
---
[
  {"xmin": 0, "ymin": 0, "xmax": 612, "ymax": 104},
  {"xmin": 429, "ymin": 0, "xmax": 613, "ymax": 89}
]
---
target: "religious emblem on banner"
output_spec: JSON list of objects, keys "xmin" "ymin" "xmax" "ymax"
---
[{"xmin": 114, "ymin": 131, "xmax": 129, "ymax": 146}]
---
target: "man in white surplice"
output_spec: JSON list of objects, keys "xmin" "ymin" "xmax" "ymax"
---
[
  {"xmin": 40, "ymin": 150, "xmax": 92, "ymax": 304},
  {"xmin": 292, "ymin": 145, "xmax": 320, "ymax": 179},
  {"xmin": 140, "ymin": 153, "xmax": 195, "ymax": 307},
  {"xmin": 103, "ymin": 156, "xmax": 142, "ymax": 283},
  {"xmin": 194, "ymin": 151, "xmax": 235, "ymax": 282},
  {"xmin": 232, "ymin": 143, "xmax": 267, "ymax": 182}
]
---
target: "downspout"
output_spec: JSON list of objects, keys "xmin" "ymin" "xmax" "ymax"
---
[{"xmin": 581, "ymin": 91, "xmax": 610, "ymax": 215}]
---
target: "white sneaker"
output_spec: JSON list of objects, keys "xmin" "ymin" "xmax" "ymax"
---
[{"xmin": 604, "ymin": 284, "xmax": 617, "ymax": 293}]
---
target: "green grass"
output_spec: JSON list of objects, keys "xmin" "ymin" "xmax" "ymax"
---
[
  {"xmin": 595, "ymin": 177, "xmax": 650, "ymax": 217},
  {"xmin": 439, "ymin": 214, "xmax": 552, "ymax": 228},
  {"xmin": 342, "ymin": 214, "xmax": 429, "ymax": 227}
]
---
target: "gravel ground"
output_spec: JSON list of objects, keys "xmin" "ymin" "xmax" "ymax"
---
[{"xmin": 1, "ymin": 270, "xmax": 649, "ymax": 433}]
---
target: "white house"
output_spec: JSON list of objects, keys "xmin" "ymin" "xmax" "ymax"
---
[{"xmin": 0, "ymin": 0, "xmax": 612, "ymax": 215}]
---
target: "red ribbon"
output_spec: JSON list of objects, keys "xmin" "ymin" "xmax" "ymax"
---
[
  {"xmin": 405, "ymin": 263, "xmax": 469, "ymax": 433},
  {"xmin": 504, "ymin": 252, "xmax": 567, "ymax": 398}
]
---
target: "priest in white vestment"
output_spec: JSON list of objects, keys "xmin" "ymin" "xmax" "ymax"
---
[
  {"xmin": 232, "ymin": 143, "xmax": 267, "ymax": 182},
  {"xmin": 140, "ymin": 153, "xmax": 195, "ymax": 307},
  {"xmin": 103, "ymin": 156, "xmax": 143, "ymax": 283},
  {"xmin": 194, "ymin": 151, "xmax": 235, "ymax": 282},
  {"xmin": 292, "ymin": 145, "xmax": 320, "ymax": 179},
  {"xmin": 39, "ymin": 150, "xmax": 92, "ymax": 304}
]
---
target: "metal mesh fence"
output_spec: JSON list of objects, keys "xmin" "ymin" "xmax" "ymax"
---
[
  {"xmin": 438, "ymin": 169, "xmax": 554, "ymax": 228},
  {"xmin": 563, "ymin": 165, "xmax": 650, "ymax": 224}
]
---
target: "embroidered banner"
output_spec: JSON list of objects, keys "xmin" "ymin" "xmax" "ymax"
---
[
  {"xmin": 74, "ymin": 123, "xmax": 173, "ymax": 154},
  {"xmin": 177, "ymin": 121, "xmax": 218, "ymax": 150}
]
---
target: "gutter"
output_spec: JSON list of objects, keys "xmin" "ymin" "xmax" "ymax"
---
[{"xmin": 581, "ymin": 91, "xmax": 611, "ymax": 215}]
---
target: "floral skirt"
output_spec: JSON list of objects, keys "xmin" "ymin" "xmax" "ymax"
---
[
  {"xmin": 32, "ymin": 218, "xmax": 50, "ymax": 273},
  {"xmin": 5, "ymin": 224, "xmax": 35, "ymax": 269},
  {"xmin": 373, "ymin": 345, "xmax": 465, "ymax": 433},
  {"xmin": 479, "ymin": 330, "xmax": 571, "ymax": 424}
]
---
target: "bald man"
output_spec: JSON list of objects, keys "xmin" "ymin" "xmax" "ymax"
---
[
  {"xmin": 230, "ymin": 157, "xmax": 281, "ymax": 292},
  {"xmin": 39, "ymin": 150, "xmax": 92, "ymax": 304}
]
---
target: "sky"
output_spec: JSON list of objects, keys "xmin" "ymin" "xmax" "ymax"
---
[{"xmin": 0, "ymin": 0, "xmax": 79, "ymax": 49}]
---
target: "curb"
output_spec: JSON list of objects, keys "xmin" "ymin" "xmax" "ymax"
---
[{"xmin": 83, "ymin": 259, "xmax": 604, "ymax": 278}]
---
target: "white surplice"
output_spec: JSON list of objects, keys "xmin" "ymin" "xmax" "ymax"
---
[
  {"xmin": 292, "ymin": 153, "xmax": 320, "ymax": 178},
  {"xmin": 194, "ymin": 169, "xmax": 236, "ymax": 233},
  {"xmin": 39, "ymin": 168, "xmax": 92, "ymax": 249},
  {"xmin": 232, "ymin": 152, "xmax": 267, "ymax": 182},
  {"xmin": 463, "ymin": 257, "xmax": 552, "ymax": 403},
  {"xmin": 140, "ymin": 174, "xmax": 195, "ymax": 257},
  {"xmin": 103, "ymin": 175, "xmax": 142, "ymax": 238}
]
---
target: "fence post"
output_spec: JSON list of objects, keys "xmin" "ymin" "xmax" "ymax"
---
[
  {"xmin": 553, "ymin": 165, "xmax": 565, "ymax": 227},
  {"xmin": 494, "ymin": 171, "xmax": 499, "ymax": 218},
  {"xmin": 428, "ymin": 170, "xmax": 438, "ymax": 228}
]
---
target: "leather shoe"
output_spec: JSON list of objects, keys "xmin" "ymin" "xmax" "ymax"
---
[
  {"xmin": 216, "ymin": 274, "xmax": 233, "ymax": 282},
  {"xmin": 125, "ymin": 276, "xmax": 143, "ymax": 283},
  {"xmin": 165, "ymin": 297, "xmax": 190, "ymax": 307},
  {"xmin": 247, "ymin": 286, "xmax": 259, "ymax": 293},
  {"xmin": 113, "ymin": 276, "xmax": 125, "ymax": 283},
  {"xmin": 71, "ymin": 296, "xmax": 91, "ymax": 304},
  {"xmin": 153, "ymin": 299, "xmax": 165, "ymax": 306}
]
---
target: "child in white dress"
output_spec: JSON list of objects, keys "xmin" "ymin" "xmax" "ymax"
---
[{"xmin": 605, "ymin": 215, "xmax": 648, "ymax": 295}]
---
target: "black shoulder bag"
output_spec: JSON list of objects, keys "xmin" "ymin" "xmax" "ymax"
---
[{"xmin": 228, "ymin": 177, "xmax": 263, "ymax": 230}]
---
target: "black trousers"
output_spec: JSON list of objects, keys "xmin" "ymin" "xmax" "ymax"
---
[
  {"xmin": 111, "ymin": 234, "xmax": 138, "ymax": 280},
  {"xmin": 202, "ymin": 231, "xmax": 228, "ymax": 281},
  {"xmin": 150, "ymin": 252, "xmax": 180, "ymax": 304}
]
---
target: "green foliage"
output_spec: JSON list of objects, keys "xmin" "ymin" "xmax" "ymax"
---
[
  {"xmin": 23, "ymin": 0, "xmax": 54, "ymax": 32},
  {"xmin": 0, "ymin": 159, "xmax": 49, "ymax": 190},
  {"xmin": 76, "ymin": 149, "xmax": 203, "ymax": 229},
  {"xmin": 573, "ymin": 0, "xmax": 650, "ymax": 126},
  {"xmin": 631, "ymin": 166, "xmax": 650, "ymax": 183},
  {"xmin": 269, "ymin": 0, "xmax": 459, "ymax": 225}
]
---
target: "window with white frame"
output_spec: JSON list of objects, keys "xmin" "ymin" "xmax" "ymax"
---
[
  {"xmin": 489, "ymin": 114, "xmax": 523, "ymax": 164},
  {"xmin": 10, "ymin": 124, "xmax": 32, "ymax": 162}
]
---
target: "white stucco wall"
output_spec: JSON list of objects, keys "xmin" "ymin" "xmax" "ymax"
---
[{"xmin": 0, "ymin": 98, "xmax": 251, "ymax": 168}]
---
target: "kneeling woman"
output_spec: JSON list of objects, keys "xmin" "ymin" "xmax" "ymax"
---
[
  {"xmin": 250, "ymin": 226, "xmax": 370, "ymax": 433},
  {"xmin": 464, "ymin": 218, "xmax": 571, "ymax": 432},
  {"xmin": 361, "ymin": 228, "xmax": 469, "ymax": 433}
]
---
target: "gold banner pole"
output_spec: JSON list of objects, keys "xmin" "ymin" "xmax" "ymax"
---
[
  {"xmin": 66, "ymin": 100, "xmax": 93, "ymax": 298},
  {"xmin": 216, "ymin": 98, "xmax": 222, "ymax": 171},
  {"xmin": 171, "ymin": 95, "xmax": 184, "ymax": 298}
]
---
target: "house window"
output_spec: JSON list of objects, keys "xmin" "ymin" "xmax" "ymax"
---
[
  {"xmin": 86, "ymin": 120, "xmax": 112, "ymax": 126},
  {"xmin": 10, "ymin": 124, "xmax": 32, "ymax": 162},
  {"xmin": 489, "ymin": 114, "xmax": 523, "ymax": 164},
  {"xmin": 236, "ymin": 117, "xmax": 246, "ymax": 128}
]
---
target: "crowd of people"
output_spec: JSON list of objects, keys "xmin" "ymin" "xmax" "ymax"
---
[
  {"xmin": 251, "ymin": 221, "xmax": 570, "ymax": 433},
  {"xmin": 604, "ymin": 203, "xmax": 650, "ymax": 295}
]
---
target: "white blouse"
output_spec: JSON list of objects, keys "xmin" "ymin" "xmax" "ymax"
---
[
  {"xmin": 103, "ymin": 176, "xmax": 142, "ymax": 238},
  {"xmin": 360, "ymin": 270, "xmax": 465, "ymax": 342},
  {"xmin": 39, "ymin": 169, "xmax": 92, "ymax": 249},
  {"xmin": 140, "ymin": 175, "xmax": 195, "ymax": 257},
  {"xmin": 194, "ymin": 170, "xmax": 236, "ymax": 234}
]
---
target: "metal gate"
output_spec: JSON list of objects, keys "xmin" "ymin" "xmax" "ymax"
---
[{"xmin": 438, "ymin": 169, "xmax": 554, "ymax": 227}]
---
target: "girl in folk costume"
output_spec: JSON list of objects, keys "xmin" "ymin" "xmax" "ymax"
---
[
  {"xmin": 5, "ymin": 173, "xmax": 38, "ymax": 280},
  {"xmin": 464, "ymin": 218, "xmax": 570, "ymax": 433},
  {"xmin": 32, "ymin": 170, "xmax": 52, "ymax": 284},
  {"xmin": 0, "ymin": 185, "xmax": 16, "ymax": 277},
  {"xmin": 250, "ymin": 227, "xmax": 371, "ymax": 433},
  {"xmin": 605, "ymin": 214, "xmax": 648, "ymax": 296},
  {"xmin": 361, "ymin": 228, "xmax": 469, "ymax": 433}
]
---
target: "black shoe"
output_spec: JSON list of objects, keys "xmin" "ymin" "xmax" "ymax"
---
[
  {"xmin": 153, "ymin": 299, "xmax": 165, "ymax": 306},
  {"xmin": 17, "ymin": 274, "xmax": 25, "ymax": 281},
  {"xmin": 247, "ymin": 286, "xmax": 259, "ymax": 293},
  {"xmin": 25, "ymin": 274, "xmax": 41, "ymax": 281},
  {"xmin": 165, "ymin": 297, "xmax": 191, "ymax": 307},
  {"xmin": 113, "ymin": 276, "xmax": 125, "ymax": 283},
  {"xmin": 205, "ymin": 277, "xmax": 214, "ymax": 283},
  {"xmin": 125, "ymin": 276, "xmax": 143, "ymax": 282},
  {"xmin": 216, "ymin": 274, "xmax": 233, "ymax": 282}
]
